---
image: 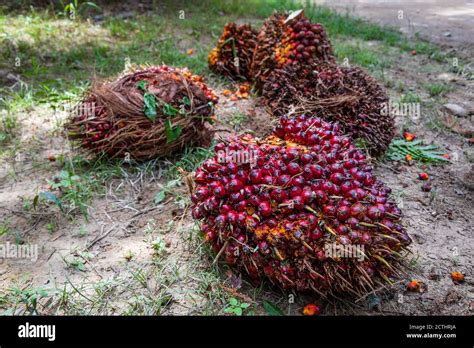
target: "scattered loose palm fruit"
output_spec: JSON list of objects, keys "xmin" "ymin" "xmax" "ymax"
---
[
  {"xmin": 405, "ymin": 154, "xmax": 413, "ymax": 162},
  {"xmin": 303, "ymin": 303, "xmax": 320, "ymax": 316},
  {"xmin": 421, "ymin": 183, "xmax": 432, "ymax": 192},
  {"xmin": 407, "ymin": 280, "xmax": 421, "ymax": 292},
  {"xmin": 404, "ymin": 132, "xmax": 415, "ymax": 142},
  {"xmin": 451, "ymin": 271, "xmax": 464, "ymax": 283},
  {"xmin": 418, "ymin": 172, "xmax": 429, "ymax": 180},
  {"xmin": 191, "ymin": 114, "xmax": 411, "ymax": 296}
]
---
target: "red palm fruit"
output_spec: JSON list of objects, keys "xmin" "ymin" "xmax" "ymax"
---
[
  {"xmin": 278, "ymin": 174, "xmax": 291, "ymax": 186},
  {"xmin": 228, "ymin": 179, "xmax": 243, "ymax": 192},
  {"xmin": 287, "ymin": 162, "xmax": 301, "ymax": 175},
  {"xmin": 258, "ymin": 201, "xmax": 272, "ymax": 217},
  {"xmin": 250, "ymin": 169, "xmax": 263, "ymax": 184},
  {"xmin": 323, "ymin": 205, "xmax": 336, "ymax": 216},
  {"xmin": 289, "ymin": 186, "xmax": 302, "ymax": 198},
  {"xmin": 301, "ymin": 189, "xmax": 315, "ymax": 203},
  {"xmin": 271, "ymin": 188, "xmax": 288, "ymax": 202},
  {"xmin": 292, "ymin": 196, "xmax": 305, "ymax": 210},
  {"xmin": 367, "ymin": 206, "xmax": 382, "ymax": 220},
  {"xmin": 336, "ymin": 205, "xmax": 350, "ymax": 221},
  {"xmin": 351, "ymin": 203, "xmax": 366, "ymax": 219}
]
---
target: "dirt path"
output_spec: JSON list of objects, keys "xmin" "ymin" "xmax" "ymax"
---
[{"xmin": 319, "ymin": 0, "xmax": 474, "ymax": 57}]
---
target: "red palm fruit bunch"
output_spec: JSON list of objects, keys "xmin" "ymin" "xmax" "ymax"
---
[
  {"xmin": 262, "ymin": 62, "xmax": 393, "ymax": 155},
  {"xmin": 66, "ymin": 65, "xmax": 218, "ymax": 161},
  {"xmin": 191, "ymin": 114, "xmax": 411, "ymax": 296},
  {"xmin": 250, "ymin": 10, "xmax": 334, "ymax": 91},
  {"xmin": 208, "ymin": 22, "xmax": 258, "ymax": 80}
]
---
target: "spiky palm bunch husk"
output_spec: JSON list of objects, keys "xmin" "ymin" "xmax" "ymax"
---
[
  {"xmin": 208, "ymin": 22, "xmax": 258, "ymax": 80},
  {"xmin": 191, "ymin": 114, "xmax": 411, "ymax": 297},
  {"xmin": 262, "ymin": 62, "xmax": 394, "ymax": 155},
  {"xmin": 66, "ymin": 65, "xmax": 218, "ymax": 161},
  {"xmin": 250, "ymin": 10, "xmax": 335, "ymax": 91}
]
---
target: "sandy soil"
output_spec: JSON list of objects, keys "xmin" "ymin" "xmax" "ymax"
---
[{"xmin": 318, "ymin": 0, "xmax": 474, "ymax": 57}]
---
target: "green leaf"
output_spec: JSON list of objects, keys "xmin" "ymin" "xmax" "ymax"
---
[
  {"xmin": 59, "ymin": 170, "xmax": 70, "ymax": 179},
  {"xmin": 263, "ymin": 300, "xmax": 284, "ymax": 316},
  {"xmin": 136, "ymin": 80, "xmax": 147, "ymax": 91},
  {"xmin": 37, "ymin": 288, "xmax": 48, "ymax": 297},
  {"xmin": 83, "ymin": 2, "xmax": 101, "ymax": 10},
  {"xmin": 143, "ymin": 93, "xmax": 157, "ymax": 122},
  {"xmin": 32, "ymin": 194, "xmax": 39, "ymax": 210},
  {"xmin": 240, "ymin": 303, "xmax": 250, "ymax": 309},
  {"xmin": 39, "ymin": 191, "xmax": 63, "ymax": 211},
  {"xmin": 163, "ymin": 103, "xmax": 178, "ymax": 117},
  {"xmin": 181, "ymin": 96, "xmax": 191, "ymax": 106},
  {"xmin": 234, "ymin": 307, "xmax": 243, "ymax": 316},
  {"xmin": 228, "ymin": 297, "xmax": 238, "ymax": 306},
  {"xmin": 223, "ymin": 307, "xmax": 234, "ymax": 313},
  {"xmin": 164, "ymin": 119, "xmax": 182, "ymax": 143},
  {"xmin": 154, "ymin": 191, "xmax": 166, "ymax": 204}
]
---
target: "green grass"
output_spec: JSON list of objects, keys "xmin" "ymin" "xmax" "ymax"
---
[
  {"xmin": 425, "ymin": 83, "xmax": 452, "ymax": 97},
  {"xmin": 0, "ymin": 0, "xmax": 448, "ymax": 98},
  {"xmin": 333, "ymin": 41, "xmax": 386, "ymax": 69},
  {"xmin": 35, "ymin": 154, "xmax": 126, "ymax": 218},
  {"xmin": 400, "ymin": 91, "xmax": 422, "ymax": 104}
]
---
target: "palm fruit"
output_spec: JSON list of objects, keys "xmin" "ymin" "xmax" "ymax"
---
[
  {"xmin": 251, "ymin": 10, "xmax": 334, "ymax": 91},
  {"xmin": 191, "ymin": 114, "xmax": 411, "ymax": 296},
  {"xmin": 66, "ymin": 65, "xmax": 218, "ymax": 161},
  {"xmin": 208, "ymin": 22, "xmax": 258, "ymax": 80},
  {"xmin": 262, "ymin": 62, "xmax": 393, "ymax": 155}
]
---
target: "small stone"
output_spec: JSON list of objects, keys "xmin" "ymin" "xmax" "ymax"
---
[
  {"xmin": 444, "ymin": 103, "xmax": 468, "ymax": 117},
  {"xmin": 444, "ymin": 32, "xmax": 452, "ymax": 37}
]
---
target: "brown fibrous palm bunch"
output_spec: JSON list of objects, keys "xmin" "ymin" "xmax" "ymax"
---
[
  {"xmin": 208, "ymin": 22, "xmax": 258, "ymax": 80},
  {"xmin": 262, "ymin": 62, "xmax": 394, "ymax": 155},
  {"xmin": 66, "ymin": 65, "xmax": 218, "ymax": 161}
]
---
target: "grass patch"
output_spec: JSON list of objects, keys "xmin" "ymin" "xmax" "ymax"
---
[
  {"xmin": 35, "ymin": 154, "xmax": 126, "ymax": 218},
  {"xmin": 425, "ymin": 83, "xmax": 452, "ymax": 97}
]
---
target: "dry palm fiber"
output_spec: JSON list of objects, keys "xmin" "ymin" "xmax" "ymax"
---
[
  {"xmin": 208, "ymin": 22, "xmax": 258, "ymax": 80},
  {"xmin": 262, "ymin": 62, "xmax": 393, "ymax": 155},
  {"xmin": 66, "ymin": 65, "xmax": 218, "ymax": 161},
  {"xmin": 250, "ymin": 10, "xmax": 335, "ymax": 91}
]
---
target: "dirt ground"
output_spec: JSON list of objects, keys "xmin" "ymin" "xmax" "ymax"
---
[
  {"xmin": 320, "ymin": 0, "xmax": 474, "ymax": 57},
  {"xmin": 0, "ymin": 3, "xmax": 473, "ymax": 316}
]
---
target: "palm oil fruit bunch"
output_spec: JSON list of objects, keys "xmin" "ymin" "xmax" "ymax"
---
[
  {"xmin": 208, "ymin": 22, "xmax": 258, "ymax": 80},
  {"xmin": 191, "ymin": 114, "xmax": 411, "ymax": 296},
  {"xmin": 262, "ymin": 62, "xmax": 394, "ymax": 155},
  {"xmin": 273, "ymin": 10, "xmax": 334, "ymax": 68},
  {"xmin": 251, "ymin": 10, "xmax": 334, "ymax": 91},
  {"xmin": 66, "ymin": 65, "xmax": 218, "ymax": 161}
]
